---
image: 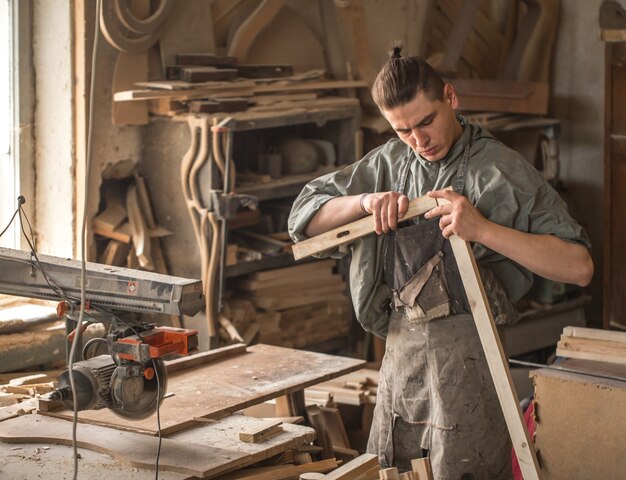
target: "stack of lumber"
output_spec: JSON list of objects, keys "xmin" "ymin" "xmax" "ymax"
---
[
  {"xmin": 305, "ymin": 369, "xmax": 379, "ymax": 407},
  {"xmin": 114, "ymin": 59, "xmax": 365, "ymax": 117},
  {"xmin": 231, "ymin": 260, "xmax": 353, "ymax": 349},
  {"xmin": 557, "ymin": 326, "xmax": 626, "ymax": 365}
]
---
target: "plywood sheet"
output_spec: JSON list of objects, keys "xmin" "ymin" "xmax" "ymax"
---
[
  {"xmin": 532, "ymin": 368, "xmax": 626, "ymax": 479},
  {"xmin": 0, "ymin": 414, "xmax": 246, "ymax": 478},
  {"xmin": 44, "ymin": 344, "xmax": 364, "ymax": 435}
]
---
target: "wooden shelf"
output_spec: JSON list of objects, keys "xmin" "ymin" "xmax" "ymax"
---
[
  {"xmin": 236, "ymin": 165, "xmax": 340, "ymax": 201},
  {"xmin": 225, "ymin": 252, "xmax": 299, "ymax": 278}
]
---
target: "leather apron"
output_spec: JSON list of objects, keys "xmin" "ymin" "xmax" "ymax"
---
[{"xmin": 366, "ymin": 142, "xmax": 513, "ymax": 479}]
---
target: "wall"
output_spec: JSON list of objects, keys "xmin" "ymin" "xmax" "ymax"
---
[
  {"xmin": 551, "ymin": 0, "xmax": 604, "ymax": 326},
  {"xmin": 32, "ymin": 0, "xmax": 74, "ymax": 257}
]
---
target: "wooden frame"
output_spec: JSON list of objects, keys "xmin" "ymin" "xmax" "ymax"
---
[{"xmin": 294, "ymin": 208, "xmax": 542, "ymax": 479}]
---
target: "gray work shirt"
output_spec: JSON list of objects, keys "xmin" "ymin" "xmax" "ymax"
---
[{"xmin": 288, "ymin": 118, "xmax": 591, "ymax": 337}]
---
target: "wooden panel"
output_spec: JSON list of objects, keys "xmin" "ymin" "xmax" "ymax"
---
[
  {"xmin": 0, "ymin": 413, "xmax": 316, "ymax": 479},
  {"xmin": 43, "ymin": 344, "xmax": 364, "ymax": 436},
  {"xmin": 609, "ymin": 135, "xmax": 626, "ymax": 328},
  {"xmin": 0, "ymin": 414, "xmax": 246, "ymax": 478},
  {"xmin": 531, "ymin": 368, "xmax": 626, "ymax": 479}
]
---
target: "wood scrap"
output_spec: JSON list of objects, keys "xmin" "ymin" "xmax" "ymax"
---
[
  {"xmin": 239, "ymin": 419, "xmax": 284, "ymax": 443},
  {"xmin": 325, "ymin": 453, "xmax": 379, "ymax": 480},
  {"xmin": 180, "ymin": 66, "xmax": 238, "ymax": 82},
  {"xmin": 411, "ymin": 457, "xmax": 433, "ymax": 480},
  {"xmin": 237, "ymin": 64, "xmax": 293, "ymax": 78},
  {"xmin": 126, "ymin": 184, "xmax": 153, "ymax": 270}
]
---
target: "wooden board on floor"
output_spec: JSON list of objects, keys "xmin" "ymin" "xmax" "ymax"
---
[
  {"xmin": 43, "ymin": 344, "xmax": 364, "ymax": 436},
  {"xmin": 0, "ymin": 413, "xmax": 247, "ymax": 478}
]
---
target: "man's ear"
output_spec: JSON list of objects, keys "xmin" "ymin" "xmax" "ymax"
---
[{"xmin": 444, "ymin": 83, "xmax": 459, "ymax": 110}]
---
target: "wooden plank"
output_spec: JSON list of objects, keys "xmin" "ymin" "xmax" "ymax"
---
[
  {"xmin": 556, "ymin": 335, "xmax": 626, "ymax": 365},
  {"xmin": 239, "ymin": 419, "xmax": 283, "ymax": 443},
  {"xmin": 0, "ymin": 414, "xmax": 247, "ymax": 478},
  {"xmin": 45, "ymin": 344, "xmax": 365, "ymax": 436},
  {"xmin": 292, "ymin": 195, "xmax": 438, "ymax": 260},
  {"xmin": 325, "ymin": 453, "xmax": 378, "ymax": 480},
  {"xmin": 410, "ymin": 457, "xmax": 433, "ymax": 480},
  {"xmin": 562, "ymin": 326, "xmax": 626, "ymax": 344},
  {"xmin": 164, "ymin": 343, "xmax": 247, "ymax": 374},
  {"xmin": 448, "ymin": 235, "xmax": 541, "ymax": 479},
  {"xmin": 379, "ymin": 468, "xmax": 399, "ymax": 479}
]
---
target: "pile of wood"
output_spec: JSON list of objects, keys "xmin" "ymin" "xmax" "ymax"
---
[
  {"xmin": 0, "ymin": 370, "xmax": 59, "ymax": 409},
  {"xmin": 306, "ymin": 369, "xmax": 379, "ymax": 407},
  {"xmin": 115, "ymin": 61, "xmax": 364, "ymax": 118},
  {"xmin": 229, "ymin": 260, "xmax": 353, "ymax": 349},
  {"xmin": 557, "ymin": 326, "xmax": 626, "ymax": 365},
  {"xmin": 93, "ymin": 174, "xmax": 172, "ymax": 272}
]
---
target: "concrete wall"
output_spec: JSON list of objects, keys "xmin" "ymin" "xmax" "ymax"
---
[
  {"xmin": 551, "ymin": 0, "xmax": 605, "ymax": 326},
  {"xmin": 32, "ymin": 0, "xmax": 74, "ymax": 257}
]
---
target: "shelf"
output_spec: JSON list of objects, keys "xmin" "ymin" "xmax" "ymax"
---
[
  {"xmin": 178, "ymin": 105, "xmax": 360, "ymax": 132},
  {"xmin": 236, "ymin": 165, "xmax": 339, "ymax": 201},
  {"xmin": 501, "ymin": 295, "xmax": 591, "ymax": 357},
  {"xmin": 225, "ymin": 252, "xmax": 306, "ymax": 278}
]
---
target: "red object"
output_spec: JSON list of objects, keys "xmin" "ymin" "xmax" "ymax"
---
[
  {"xmin": 512, "ymin": 401, "xmax": 537, "ymax": 479},
  {"xmin": 116, "ymin": 326, "xmax": 199, "ymax": 361}
]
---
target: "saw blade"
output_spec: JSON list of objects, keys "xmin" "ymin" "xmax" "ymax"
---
[{"xmin": 109, "ymin": 358, "xmax": 167, "ymax": 420}]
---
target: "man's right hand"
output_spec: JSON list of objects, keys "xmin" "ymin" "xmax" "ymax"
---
[{"xmin": 362, "ymin": 191, "xmax": 409, "ymax": 235}]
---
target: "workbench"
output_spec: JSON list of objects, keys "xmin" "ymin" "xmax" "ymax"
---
[{"xmin": 0, "ymin": 343, "xmax": 365, "ymax": 478}]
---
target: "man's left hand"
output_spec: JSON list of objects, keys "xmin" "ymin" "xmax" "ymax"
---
[{"xmin": 424, "ymin": 189, "xmax": 489, "ymax": 241}]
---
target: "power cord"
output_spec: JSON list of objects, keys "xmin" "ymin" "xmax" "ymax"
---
[{"xmin": 68, "ymin": 1, "xmax": 101, "ymax": 478}]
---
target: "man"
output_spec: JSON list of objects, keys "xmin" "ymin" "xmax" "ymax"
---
[{"xmin": 288, "ymin": 48, "xmax": 593, "ymax": 479}]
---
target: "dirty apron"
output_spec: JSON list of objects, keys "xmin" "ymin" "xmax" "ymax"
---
[{"xmin": 366, "ymin": 143, "xmax": 512, "ymax": 480}]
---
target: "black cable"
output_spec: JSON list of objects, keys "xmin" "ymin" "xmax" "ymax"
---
[
  {"xmin": 0, "ymin": 195, "xmax": 25, "ymax": 239},
  {"xmin": 81, "ymin": 337, "xmax": 109, "ymax": 360},
  {"xmin": 69, "ymin": 1, "xmax": 101, "ymax": 477}
]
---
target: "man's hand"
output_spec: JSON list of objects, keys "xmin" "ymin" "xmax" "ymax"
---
[
  {"xmin": 362, "ymin": 192, "xmax": 409, "ymax": 235},
  {"xmin": 424, "ymin": 189, "xmax": 488, "ymax": 241}
]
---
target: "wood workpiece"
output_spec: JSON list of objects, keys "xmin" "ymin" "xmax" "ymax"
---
[
  {"xmin": 291, "ymin": 194, "xmax": 438, "ymax": 260},
  {"xmin": 43, "ymin": 344, "xmax": 365, "ymax": 436}
]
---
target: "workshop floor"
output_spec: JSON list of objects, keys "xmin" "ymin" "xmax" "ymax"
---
[{"xmin": 0, "ymin": 441, "xmax": 189, "ymax": 480}]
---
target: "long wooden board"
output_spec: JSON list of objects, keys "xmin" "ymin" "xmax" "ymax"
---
[
  {"xmin": 43, "ymin": 344, "xmax": 364, "ymax": 436},
  {"xmin": 449, "ymin": 236, "xmax": 541, "ymax": 479},
  {"xmin": 292, "ymin": 195, "xmax": 438, "ymax": 260}
]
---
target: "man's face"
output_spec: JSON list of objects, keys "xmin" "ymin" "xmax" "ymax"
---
[{"xmin": 381, "ymin": 83, "xmax": 463, "ymax": 162}]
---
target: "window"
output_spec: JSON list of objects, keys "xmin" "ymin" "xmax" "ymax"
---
[{"xmin": 0, "ymin": 0, "xmax": 16, "ymax": 248}]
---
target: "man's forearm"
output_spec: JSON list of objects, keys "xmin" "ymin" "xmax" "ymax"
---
[
  {"xmin": 479, "ymin": 221, "xmax": 594, "ymax": 287},
  {"xmin": 304, "ymin": 195, "xmax": 366, "ymax": 237}
]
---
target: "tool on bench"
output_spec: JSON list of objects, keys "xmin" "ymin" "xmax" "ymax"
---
[
  {"xmin": 50, "ymin": 322, "xmax": 198, "ymax": 420},
  {"xmin": 0, "ymin": 246, "xmax": 204, "ymax": 419}
]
